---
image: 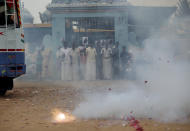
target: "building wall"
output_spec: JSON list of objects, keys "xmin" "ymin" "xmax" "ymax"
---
[
  {"xmin": 114, "ymin": 13, "xmax": 128, "ymax": 49},
  {"xmin": 52, "ymin": 10, "xmax": 128, "ymax": 51},
  {"xmin": 50, "ymin": 5, "xmax": 176, "ymax": 52},
  {"xmin": 24, "ymin": 25, "xmax": 52, "ymax": 51}
]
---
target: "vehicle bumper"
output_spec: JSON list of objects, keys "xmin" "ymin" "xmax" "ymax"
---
[{"xmin": 0, "ymin": 64, "xmax": 26, "ymax": 78}]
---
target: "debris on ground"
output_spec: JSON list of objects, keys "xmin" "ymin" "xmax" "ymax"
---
[
  {"xmin": 32, "ymin": 91, "xmax": 39, "ymax": 94},
  {"xmin": 126, "ymin": 115, "xmax": 144, "ymax": 131}
]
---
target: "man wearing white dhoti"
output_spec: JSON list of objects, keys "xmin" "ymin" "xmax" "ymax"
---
[
  {"xmin": 101, "ymin": 44, "xmax": 113, "ymax": 80},
  {"xmin": 60, "ymin": 42, "xmax": 72, "ymax": 81},
  {"xmin": 78, "ymin": 43, "xmax": 86, "ymax": 80},
  {"xmin": 71, "ymin": 44, "xmax": 80, "ymax": 81},
  {"xmin": 85, "ymin": 44, "xmax": 97, "ymax": 81}
]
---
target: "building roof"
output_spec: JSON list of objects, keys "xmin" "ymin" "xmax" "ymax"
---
[
  {"xmin": 175, "ymin": 0, "xmax": 190, "ymax": 17},
  {"xmin": 39, "ymin": 9, "xmax": 52, "ymax": 24},
  {"xmin": 51, "ymin": 0, "xmax": 127, "ymax": 4},
  {"xmin": 49, "ymin": 0, "xmax": 129, "ymax": 8}
]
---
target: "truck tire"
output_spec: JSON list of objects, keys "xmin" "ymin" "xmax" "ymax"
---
[
  {"xmin": 7, "ymin": 78, "xmax": 13, "ymax": 90},
  {"xmin": 0, "ymin": 78, "xmax": 13, "ymax": 96},
  {"xmin": 0, "ymin": 89, "xmax": 7, "ymax": 96}
]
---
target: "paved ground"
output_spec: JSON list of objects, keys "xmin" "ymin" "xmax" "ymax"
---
[{"xmin": 0, "ymin": 81, "xmax": 190, "ymax": 131}]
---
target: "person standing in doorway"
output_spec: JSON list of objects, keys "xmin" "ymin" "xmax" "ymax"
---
[
  {"xmin": 112, "ymin": 41, "xmax": 120, "ymax": 79},
  {"xmin": 85, "ymin": 43, "xmax": 97, "ymax": 81},
  {"xmin": 95, "ymin": 40, "xmax": 103, "ymax": 80},
  {"xmin": 78, "ymin": 43, "xmax": 86, "ymax": 80},
  {"xmin": 60, "ymin": 41, "xmax": 72, "ymax": 81},
  {"xmin": 120, "ymin": 46, "xmax": 132, "ymax": 79},
  {"xmin": 71, "ymin": 43, "xmax": 80, "ymax": 81},
  {"xmin": 101, "ymin": 43, "xmax": 113, "ymax": 80}
]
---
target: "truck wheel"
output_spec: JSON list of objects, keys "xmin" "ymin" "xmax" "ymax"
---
[
  {"xmin": 0, "ymin": 78, "xmax": 13, "ymax": 96},
  {"xmin": 0, "ymin": 89, "xmax": 7, "ymax": 96},
  {"xmin": 7, "ymin": 79, "xmax": 13, "ymax": 90}
]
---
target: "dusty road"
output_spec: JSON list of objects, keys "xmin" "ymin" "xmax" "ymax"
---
[{"xmin": 0, "ymin": 81, "xmax": 190, "ymax": 131}]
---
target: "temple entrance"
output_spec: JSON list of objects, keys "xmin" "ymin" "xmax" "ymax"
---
[{"xmin": 65, "ymin": 17, "xmax": 115, "ymax": 45}]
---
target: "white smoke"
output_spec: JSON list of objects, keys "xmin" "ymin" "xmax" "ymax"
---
[{"xmin": 73, "ymin": 17, "xmax": 190, "ymax": 122}]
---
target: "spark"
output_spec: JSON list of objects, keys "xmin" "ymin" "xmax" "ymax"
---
[
  {"xmin": 55, "ymin": 113, "xmax": 66, "ymax": 122},
  {"xmin": 52, "ymin": 109, "xmax": 76, "ymax": 123}
]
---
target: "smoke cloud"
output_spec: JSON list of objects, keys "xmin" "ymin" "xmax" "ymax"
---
[{"xmin": 73, "ymin": 17, "xmax": 190, "ymax": 122}]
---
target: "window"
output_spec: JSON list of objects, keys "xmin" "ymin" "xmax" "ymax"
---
[
  {"xmin": 0, "ymin": 0, "xmax": 20, "ymax": 28},
  {"xmin": 0, "ymin": 0, "xmax": 5, "ymax": 26},
  {"xmin": 65, "ymin": 17, "xmax": 115, "ymax": 43}
]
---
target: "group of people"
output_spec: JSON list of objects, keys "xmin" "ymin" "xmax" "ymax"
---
[{"xmin": 56, "ymin": 40, "xmax": 132, "ymax": 81}]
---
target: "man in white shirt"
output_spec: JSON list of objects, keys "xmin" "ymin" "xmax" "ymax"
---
[
  {"xmin": 101, "ymin": 44, "xmax": 113, "ymax": 80},
  {"xmin": 60, "ymin": 42, "xmax": 72, "ymax": 81},
  {"xmin": 85, "ymin": 44, "xmax": 97, "ymax": 81},
  {"xmin": 71, "ymin": 43, "xmax": 80, "ymax": 81}
]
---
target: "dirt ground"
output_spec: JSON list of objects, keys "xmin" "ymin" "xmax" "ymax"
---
[{"xmin": 0, "ymin": 81, "xmax": 190, "ymax": 131}]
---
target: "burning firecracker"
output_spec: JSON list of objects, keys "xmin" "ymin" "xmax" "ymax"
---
[{"xmin": 51, "ymin": 109, "xmax": 75, "ymax": 123}]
